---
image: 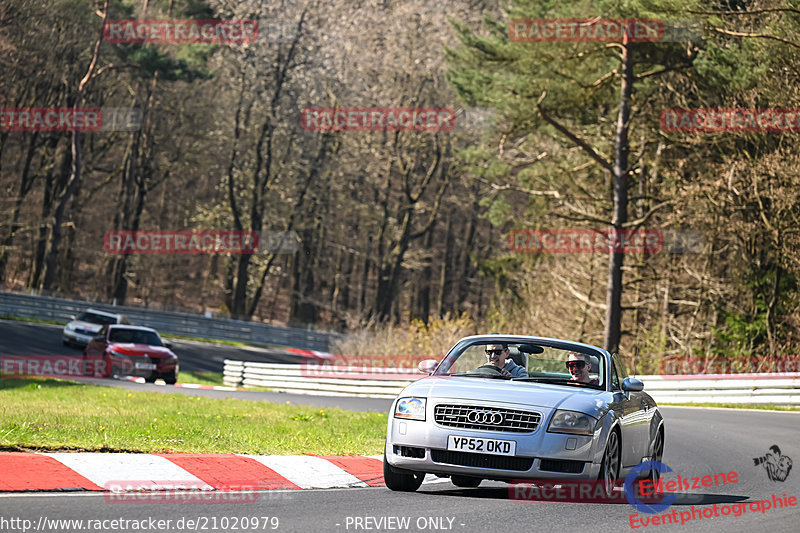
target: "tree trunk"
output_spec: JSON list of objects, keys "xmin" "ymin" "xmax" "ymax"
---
[
  {"xmin": 603, "ymin": 41, "xmax": 634, "ymax": 354},
  {"xmin": 436, "ymin": 213, "xmax": 453, "ymax": 317},
  {"xmin": 30, "ymin": 150, "xmax": 69, "ymax": 289},
  {"xmin": 0, "ymin": 133, "xmax": 40, "ymax": 282},
  {"xmin": 414, "ymin": 228, "xmax": 434, "ymax": 322},
  {"xmin": 41, "ymin": 1, "xmax": 108, "ymax": 291}
]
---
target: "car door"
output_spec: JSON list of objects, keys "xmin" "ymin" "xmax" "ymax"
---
[{"xmin": 612, "ymin": 354, "xmax": 650, "ymax": 466}]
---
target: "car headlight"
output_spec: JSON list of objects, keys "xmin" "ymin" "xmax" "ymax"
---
[
  {"xmin": 65, "ymin": 323, "xmax": 75, "ymax": 331},
  {"xmin": 394, "ymin": 397, "xmax": 426, "ymax": 421},
  {"xmin": 547, "ymin": 410, "xmax": 597, "ymax": 436}
]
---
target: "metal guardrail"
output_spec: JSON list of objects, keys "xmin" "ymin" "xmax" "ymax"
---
[
  {"xmin": 223, "ymin": 361, "xmax": 420, "ymax": 398},
  {"xmin": 223, "ymin": 360, "xmax": 800, "ymax": 405},
  {"xmin": 0, "ymin": 291, "xmax": 341, "ymax": 352},
  {"xmin": 633, "ymin": 373, "xmax": 800, "ymax": 405}
]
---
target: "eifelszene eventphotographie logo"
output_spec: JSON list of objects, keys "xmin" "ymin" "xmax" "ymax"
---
[{"xmin": 754, "ymin": 445, "xmax": 793, "ymax": 482}]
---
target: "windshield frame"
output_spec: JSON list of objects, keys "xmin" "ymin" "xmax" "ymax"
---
[
  {"xmin": 433, "ymin": 335, "xmax": 609, "ymax": 391},
  {"xmin": 76, "ymin": 311, "xmax": 119, "ymax": 325}
]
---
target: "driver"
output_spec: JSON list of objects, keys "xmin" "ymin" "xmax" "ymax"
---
[
  {"xmin": 484, "ymin": 343, "xmax": 528, "ymax": 377},
  {"xmin": 566, "ymin": 352, "xmax": 599, "ymax": 385}
]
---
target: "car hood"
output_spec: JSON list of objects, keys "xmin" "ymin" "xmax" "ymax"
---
[
  {"xmin": 107, "ymin": 343, "xmax": 174, "ymax": 357},
  {"xmin": 68, "ymin": 320, "xmax": 104, "ymax": 331},
  {"xmin": 402, "ymin": 376, "xmax": 610, "ymax": 419}
]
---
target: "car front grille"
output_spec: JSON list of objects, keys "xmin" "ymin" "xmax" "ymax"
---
[
  {"xmin": 75, "ymin": 328, "xmax": 96, "ymax": 336},
  {"xmin": 430, "ymin": 450, "xmax": 533, "ymax": 471},
  {"xmin": 434, "ymin": 404, "xmax": 541, "ymax": 433}
]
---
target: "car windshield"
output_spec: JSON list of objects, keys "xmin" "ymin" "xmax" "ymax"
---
[
  {"xmin": 76, "ymin": 312, "xmax": 118, "ymax": 325},
  {"xmin": 433, "ymin": 341, "xmax": 604, "ymax": 389},
  {"xmin": 108, "ymin": 328, "xmax": 162, "ymax": 346}
]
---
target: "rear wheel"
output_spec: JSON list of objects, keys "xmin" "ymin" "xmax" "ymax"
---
[
  {"xmin": 383, "ymin": 452, "xmax": 424, "ymax": 492},
  {"xmin": 451, "ymin": 475, "xmax": 481, "ymax": 488},
  {"xmin": 598, "ymin": 429, "xmax": 620, "ymax": 497},
  {"xmin": 144, "ymin": 374, "xmax": 157, "ymax": 383}
]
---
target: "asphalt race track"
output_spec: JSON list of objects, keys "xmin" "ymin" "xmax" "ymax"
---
[
  {"xmin": 0, "ymin": 319, "xmax": 305, "ymax": 371},
  {"xmin": 2, "ymin": 320, "xmax": 799, "ymax": 532}
]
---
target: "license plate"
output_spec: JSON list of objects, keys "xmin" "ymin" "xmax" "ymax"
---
[
  {"xmin": 135, "ymin": 362, "xmax": 157, "ymax": 370},
  {"xmin": 447, "ymin": 435, "xmax": 516, "ymax": 455}
]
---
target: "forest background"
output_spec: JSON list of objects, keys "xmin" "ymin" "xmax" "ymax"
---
[{"xmin": 2, "ymin": 0, "xmax": 799, "ymax": 372}]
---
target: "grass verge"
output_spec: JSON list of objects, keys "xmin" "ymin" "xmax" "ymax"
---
[
  {"xmin": 661, "ymin": 402, "xmax": 800, "ymax": 411},
  {"xmin": 162, "ymin": 333, "xmax": 285, "ymax": 350},
  {"xmin": 0, "ymin": 314, "xmax": 65, "ymax": 326},
  {"xmin": 0, "ymin": 378, "xmax": 387, "ymax": 454},
  {"xmin": 177, "ymin": 371, "xmax": 225, "ymax": 387},
  {"xmin": 176, "ymin": 372, "xmax": 274, "ymax": 392}
]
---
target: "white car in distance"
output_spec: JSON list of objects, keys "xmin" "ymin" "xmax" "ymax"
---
[{"xmin": 62, "ymin": 308, "xmax": 129, "ymax": 348}]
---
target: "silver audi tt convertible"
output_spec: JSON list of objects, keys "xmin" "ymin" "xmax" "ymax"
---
[{"xmin": 384, "ymin": 335, "xmax": 664, "ymax": 493}]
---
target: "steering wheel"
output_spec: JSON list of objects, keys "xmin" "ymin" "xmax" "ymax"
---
[{"xmin": 469, "ymin": 364, "xmax": 505, "ymax": 376}]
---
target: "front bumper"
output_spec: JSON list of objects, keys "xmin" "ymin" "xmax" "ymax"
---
[
  {"xmin": 107, "ymin": 354, "xmax": 177, "ymax": 377},
  {"xmin": 63, "ymin": 330, "xmax": 94, "ymax": 346},
  {"xmin": 386, "ymin": 407, "xmax": 603, "ymax": 481}
]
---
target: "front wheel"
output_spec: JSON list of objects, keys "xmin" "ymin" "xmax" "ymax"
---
[
  {"xmin": 383, "ymin": 453, "xmax": 424, "ymax": 492},
  {"xmin": 597, "ymin": 429, "xmax": 620, "ymax": 498},
  {"xmin": 644, "ymin": 428, "xmax": 665, "ymax": 488},
  {"xmin": 163, "ymin": 369, "xmax": 178, "ymax": 385}
]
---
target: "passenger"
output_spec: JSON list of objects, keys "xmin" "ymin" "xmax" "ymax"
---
[
  {"xmin": 566, "ymin": 352, "xmax": 599, "ymax": 385},
  {"xmin": 484, "ymin": 343, "xmax": 528, "ymax": 377}
]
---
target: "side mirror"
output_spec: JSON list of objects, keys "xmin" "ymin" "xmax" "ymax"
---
[
  {"xmin": 622, "ymin": 377, "xmax": 644, "ymax": 392},
  {"xmin": 418, "ymin": 359, "xmax": 438, "ymax": 374},
  {"xmin": 164, "ymin": 342, "xmax": 174, "ymax": 349}
]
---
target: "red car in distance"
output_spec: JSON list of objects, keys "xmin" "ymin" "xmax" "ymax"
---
[{"xmin": 83, "ymin": 324, "xmax": 179, "ymax": 384}]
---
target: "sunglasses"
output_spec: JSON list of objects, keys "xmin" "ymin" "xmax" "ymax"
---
[
  {"xmin": 566, "ymin": 360, "xmax": 586, "ymax": 369},
  {"xmin": 485, "ymin": 349, "xmax": 506, "ymax": 356}
]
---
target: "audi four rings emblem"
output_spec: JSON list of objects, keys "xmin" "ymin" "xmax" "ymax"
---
[{"xmin": 467, "ymin": 409, "xmax": 503, "ymax": 425}]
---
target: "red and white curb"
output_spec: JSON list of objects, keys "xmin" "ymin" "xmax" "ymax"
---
[
  {"xmin": 0, "ymin": 453, "xmax": 443, "ymax": 492},
  {"xmin": 122, "ymin": 377, "xmax": 243, "ymax": 391}
]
